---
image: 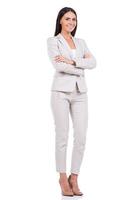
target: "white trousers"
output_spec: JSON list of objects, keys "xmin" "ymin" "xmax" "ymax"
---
[{"xmin": 51, "ymin": 84, "xmax": 88, "ymax": 174}]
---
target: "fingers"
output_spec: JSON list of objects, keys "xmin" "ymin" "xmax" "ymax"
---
[
  {"xmin": 84, "ymin": 53, "xmax": 92, "ymax": 58},
  {"xmin": 54, "ymin": 56, "xmax": 71, "ymax": 64},
  {"xmin": 54, "ymin": 55, "xmax": 64, "ymax": 62}
]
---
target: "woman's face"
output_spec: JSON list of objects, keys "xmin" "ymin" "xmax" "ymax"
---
[{"xmin": 60, "ymin": 11, "xmax": 77, "ymax": 33}]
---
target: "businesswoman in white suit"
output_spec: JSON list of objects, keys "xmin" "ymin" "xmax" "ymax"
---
[{"xmin": 47, "ymin": 7, "xmax": 96, "ymax": 196}]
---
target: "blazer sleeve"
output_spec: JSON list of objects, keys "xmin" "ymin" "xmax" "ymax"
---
[
  {"xmin": 73, "ymin": 39, "xmax": 97, "ymax": 69},
  {"xmin": 47, "ymin": 37, "xmax": 84, "ymax": 76}
]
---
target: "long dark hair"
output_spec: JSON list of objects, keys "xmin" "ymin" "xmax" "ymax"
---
[{"xmin": 54, "ymin": 7, "xmax": 77, "ymax": 36}]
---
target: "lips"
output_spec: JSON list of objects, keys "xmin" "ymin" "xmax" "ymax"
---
[{"xmin": 66, "ymin": 25, "xmax": 75, "ymax": 29}]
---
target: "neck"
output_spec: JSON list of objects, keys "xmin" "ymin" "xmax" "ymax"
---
[{"xmin": 60, "ymin": 30, "xmax": 72, "ymax": 39}]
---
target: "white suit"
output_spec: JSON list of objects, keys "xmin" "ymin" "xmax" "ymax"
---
[{"xmin": 47, "ymin": 33, "xmax": 96, "ymax": 174}]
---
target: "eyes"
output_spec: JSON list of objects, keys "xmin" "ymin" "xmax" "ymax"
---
[{"xmin": 65, "ymin": 17, "xmax": 76, "ymax": 22}]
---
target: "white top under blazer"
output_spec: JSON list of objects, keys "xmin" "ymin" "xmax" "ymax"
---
[
  {"xmin": 47, "ymin": 33, "xmax": 96, "ymax": 93},
  {"xmin": 70, "ymin": 49, "xmax": 76, "ymax": 60}
]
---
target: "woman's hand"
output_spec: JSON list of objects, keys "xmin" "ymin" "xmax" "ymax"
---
[
  {"xmin": 55, "ymin": 55, "xmax": 74, "ymax": 65},
  {"xmin": 84, "ymin": 53, "xmax": 92, "ymax": 58}
]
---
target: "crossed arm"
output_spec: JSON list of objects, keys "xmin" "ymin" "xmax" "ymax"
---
[
  {"xmin": 54, "ymin": 53, "xmax": 93, "ymax": 65},
  {"xmin": 47, "ymin": 38, "xmax": 96, "ymax": 76},
  {"xmin": 47, "ymin": 38, "xmax": 84, "ymax": 76},
  {"xmin": 73, "ymin": 39, "xmax": 97, "ymax": 69}
]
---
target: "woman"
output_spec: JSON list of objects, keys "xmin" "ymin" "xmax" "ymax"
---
[{"xmin": 47, "ymin": 7, "xmax": 96, "ymax": 196}]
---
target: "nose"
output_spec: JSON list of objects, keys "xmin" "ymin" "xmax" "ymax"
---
[{"xmin": 69, "ymin": 21, "xmax": 74, "ymax": 25}]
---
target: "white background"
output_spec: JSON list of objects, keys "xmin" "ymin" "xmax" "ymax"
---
[{"xmin": 0, "ymin": 0, "xmax": 134, "ymax": 199}]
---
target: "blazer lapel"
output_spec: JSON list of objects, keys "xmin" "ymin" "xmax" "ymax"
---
[
  {"xmin": 71, "ymin": 36, "xmax": 80, "ymax": 57},
  {"xmin": 56, "ymin": 33, "xmax": 80, "ymax": 58},
  {"xmin": 57, "ymin": 33, "xmax": 70, "ymax": 51}
]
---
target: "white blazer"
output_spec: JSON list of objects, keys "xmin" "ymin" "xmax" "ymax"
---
[{"xmin": 47, "ymin": 33, "xmax": 96, "ymax": 92}]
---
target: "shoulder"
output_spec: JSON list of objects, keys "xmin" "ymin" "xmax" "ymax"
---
[
  {"xmin": 74, "ymin": 36, "xmax": 85, "ymax": 42},
  {"xmin": 47, "ymin": 36, "xmax": 58, "ymax": 45},
  {"xmin": 74, "ymin": 37, "xmax": 86, "ymax": 45},
  {"xmin": 74, "ymin": 37, "xmax": 87, "ymax": 49}
]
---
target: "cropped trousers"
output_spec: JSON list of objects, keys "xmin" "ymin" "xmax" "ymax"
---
[{"xmin": 50, "ymin": 83, "xmax": 88, "ymax": 174}]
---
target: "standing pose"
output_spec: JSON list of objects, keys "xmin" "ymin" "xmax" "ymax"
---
[{"xmin": 47, "ymin": 7, "xmax": 96, "ymax": 196}]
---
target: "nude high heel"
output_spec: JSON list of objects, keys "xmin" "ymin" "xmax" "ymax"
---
[
  {"xmin": 59, "ymin": 178, "xmax": 74, "ymax": 196},
  {"xmin": 68, "ymin": 175, "xmax": 83, "ymax": 196}
]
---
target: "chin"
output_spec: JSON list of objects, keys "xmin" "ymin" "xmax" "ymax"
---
[{"xmin": 67, "ymin": 29, "xmax": 75, "ymax": 33}]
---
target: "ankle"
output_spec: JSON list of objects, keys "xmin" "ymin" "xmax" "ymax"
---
[
  {"xmin": 59, "ymin": 173, "xmax": 67, "ymax": 180},
  {"xmin": 70, "ymin": 173, "xmax": 78, "ymax": 181}
]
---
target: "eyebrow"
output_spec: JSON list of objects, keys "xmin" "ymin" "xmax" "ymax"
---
[{"xmin": 65, "ymin": 17, "xmax": 76, "ymax": 20}]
